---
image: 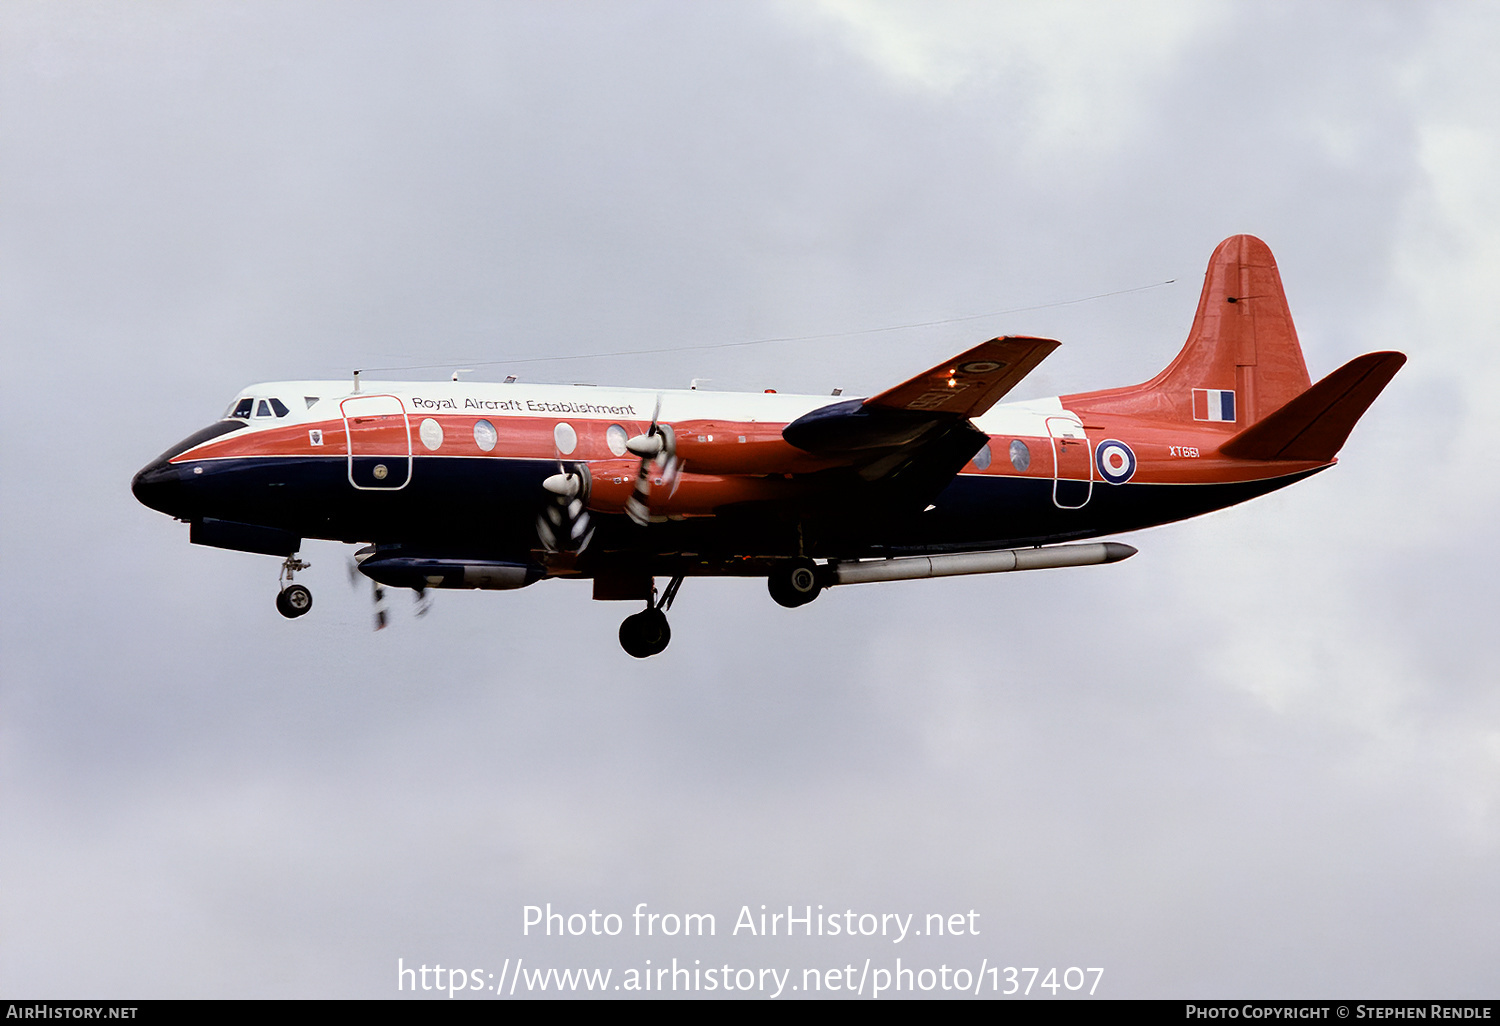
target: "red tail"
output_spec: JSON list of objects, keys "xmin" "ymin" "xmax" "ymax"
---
[
  {"xmin": 1070, "ymin": 235, "xmax": 1312, "ymax": 426},
  {"xmin": 1220, "ymin": 351, "xmax": 1406, "ymax": 462}
]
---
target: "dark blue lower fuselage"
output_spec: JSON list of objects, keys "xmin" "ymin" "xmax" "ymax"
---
[{"xmin": 133, "ymin": 446, "xmax": 1323, "ymax": 573}]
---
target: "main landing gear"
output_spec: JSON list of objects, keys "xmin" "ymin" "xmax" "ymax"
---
[
  {"xmin": 768, "ymin": 558, "xmax": 823, "ymax": 608},
  {"xmin": 619, "ymin": 574, "xmax": 684, "ymax": 658},
  {"xmin": 276, "ymin": 555, "xmax": 313, "ymax": 619}
]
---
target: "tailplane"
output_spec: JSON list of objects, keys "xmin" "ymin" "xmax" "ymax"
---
[{"xmin": 1220, "ymin": 351, "xmax": 1406, "ymax": 461}]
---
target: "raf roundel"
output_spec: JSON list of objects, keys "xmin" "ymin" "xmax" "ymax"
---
[
  {"xmin": 1095, "ymin": 439, "xmax": 1136, "ymax": 485},
  {"xmin": 958, "ymin": 359, "xmax": 1007, "ymax": 374}
]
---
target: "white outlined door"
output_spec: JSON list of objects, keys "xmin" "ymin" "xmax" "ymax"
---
[
  {"xmin": 1046, "ymin": 414, "xmax": 1092, "ymax": 509},
  {"xmin": 340, "ymin": 395, "xmax": 412, "ymax": 490}
]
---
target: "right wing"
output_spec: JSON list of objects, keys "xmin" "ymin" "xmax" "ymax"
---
[
  {"xmin": 863, "ymin": 336, "xmax": 1060, "ymax": 418},
  {"xmin": 779, "ymin": 336, "xmax": 1058, "ymax": 514},
  {"xmin": 783, "ymin": 335, "xmax": 1058, "ymax": 458}
]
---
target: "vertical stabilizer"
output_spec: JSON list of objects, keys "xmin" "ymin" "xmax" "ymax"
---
[{"xmin": 1068, "ymin": 235, "xmax": 1312, "ymax": 426}]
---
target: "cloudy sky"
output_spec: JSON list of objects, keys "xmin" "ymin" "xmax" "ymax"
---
[{"xmin": 3, "ymin": 1, "xmax": 1498, "ymax": 999}]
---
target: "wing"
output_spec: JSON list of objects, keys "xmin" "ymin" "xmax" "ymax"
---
[
  {"xmin": 864, "ymin": 336, "xmax": 1059, "ymax": 418},
  {"xmin": 779, "ymin": 335, "xmax": 1058, "ymax": 516},
  {"xmin": 783, "ymin": 335, "xmax": 1058, "ymax": 458}
]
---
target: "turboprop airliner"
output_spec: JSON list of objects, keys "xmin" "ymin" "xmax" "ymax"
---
[{"xmin": 132, "ymin": 236, "xmax": 1404, "ymax": 657}]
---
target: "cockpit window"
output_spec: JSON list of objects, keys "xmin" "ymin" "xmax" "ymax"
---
[
  {"xmin": 255, "ymin": 400, "xmax": 273, "ymax": 418},
  {"xmin": 269, "ymin": 398, "xmax": 290, "ymax": 418},
  {"xmin": 228, "ymin": 398, "xmax": 254, "ymax": 420}
]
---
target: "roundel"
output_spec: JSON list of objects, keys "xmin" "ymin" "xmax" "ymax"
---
[
  {"xmin": 1095, "ymin": 439, "xmax": 1136, "ymax": 485},
  {"xmin": 957, "ymin": 359, "xmax": 1006, "ymax": 374}
]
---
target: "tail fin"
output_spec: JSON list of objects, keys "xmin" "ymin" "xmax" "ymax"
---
[
  {"xmin": 1220, "ymin": 351, "xmax": 1406, "ymax": 461},
  {"xmin": 1069, "ymin": 235, "xmax": 1313, "ymax": 425}
]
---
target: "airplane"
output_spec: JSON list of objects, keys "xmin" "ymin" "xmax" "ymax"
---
[{"xmin": 132, "ymin": 235, "xmax": 1405, "ymax": 657}]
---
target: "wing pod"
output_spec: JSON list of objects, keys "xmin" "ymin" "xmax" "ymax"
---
[
  {"xmin": 825, "ymin": 542, "xmax": 1137, "ymax": 586},
  {"xmin": 357, "ymin": 553, "xmax": 543, "ymax": 591}
]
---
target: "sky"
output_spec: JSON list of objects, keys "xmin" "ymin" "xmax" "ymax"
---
[{"xmin": 3, "ymin": 0, "xmax": 1498, "ymax": 1000}]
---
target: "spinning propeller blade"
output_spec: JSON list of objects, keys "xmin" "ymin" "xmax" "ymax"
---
[
  {"xmin": 537, "ymin": 458, "xmax": 594, "ymax": 555},
  {"xmin": 624, "ymin": 396, "xmax": 677, "ymax": 526},
  {"xmin": 348, "ymin": 549, "xmax": 391, "ymax": 630}
]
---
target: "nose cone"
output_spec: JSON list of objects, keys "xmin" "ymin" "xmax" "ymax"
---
[
  {"xmin": 131, "ymin": 455, "xmax": 188, "ymax": 516},
  {"xmin": 132, "ymin": 420, "xmax": 246, "ymax": 518}
]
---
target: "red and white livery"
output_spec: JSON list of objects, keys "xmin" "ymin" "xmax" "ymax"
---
[{"xmin": 134, "ymin": 236, "xmax": 1404, "ymax": 656}]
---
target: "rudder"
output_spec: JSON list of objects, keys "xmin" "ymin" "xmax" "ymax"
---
[{"xmin": 1069, "ymin": 235, "xmax": 1312, "ymax": 425}]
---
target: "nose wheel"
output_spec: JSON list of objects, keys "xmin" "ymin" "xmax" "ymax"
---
[
  {"xmin": 276, "ymin": 584, "xmax": 313, "ymax": 618},
  {"xmin": 619, "ymin": 574, "xmax": 683, "ymax": 658},
  {"xmin": 276, "ymin": 555, "xmax": 313, "ymax": 619}
]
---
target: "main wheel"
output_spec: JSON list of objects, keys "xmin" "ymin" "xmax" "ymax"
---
[
  {"xmin": 768, "ymin": 559, "xmax": 822, "ymax": 608},
  {"xmin": 276, "ymin": 584, "xmax": 313, "ymax": 619},
  {"xmin": 619, "ymin": 608, "xmax": 671, "ymax": 658}
]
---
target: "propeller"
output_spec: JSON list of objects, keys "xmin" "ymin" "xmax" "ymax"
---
[
  {"xmin": 537, "ymin": 459, "xmax": 594, "ymax": 555},
  {"xmin": 347, "ymin": 548, "xmax": 390, "ymax": 630},
  {"xmin": 623, "ymin": 397, "xmax": 679, "ymax": 526}
]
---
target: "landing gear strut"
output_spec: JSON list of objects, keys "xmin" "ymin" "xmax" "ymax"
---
[
  {"xmin": 768, "ymin": 558, "xmax": 822, "ymax": 608},
  {"xmin": 276, "ymin": 555, "xmax": 313, "ymax": 619},
  {"xmin": 619, "ymin": 574, "xmax": 683, "ymax": 658}
]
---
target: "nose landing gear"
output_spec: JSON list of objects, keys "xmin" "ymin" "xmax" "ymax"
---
[
  {"xmin": 276, "ymin": 555, "xmax": 313, "ymax": 619},
  {"xmin": 619, "ymin": 574, "xmax": 683, "ymax": 658},
  {"xmin": 276, "ymin": 584, "xmax": 313, "ymax": 618}
]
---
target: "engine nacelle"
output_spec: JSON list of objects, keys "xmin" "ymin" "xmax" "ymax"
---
[{"xmin": 669, "ymin": 419, "xmax": 839, "ymax": 475}]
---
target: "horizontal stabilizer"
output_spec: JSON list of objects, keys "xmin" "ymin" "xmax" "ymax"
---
[
  {"xmin": 1220, "ymin": 351, "xmax": 1406, "ymax": 462},
  {"xmin": 865, "ymin": 336, "xmax": 1059, "ymax": 418}
]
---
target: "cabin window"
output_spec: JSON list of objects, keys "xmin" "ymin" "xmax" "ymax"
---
[
  {"xmin": 553, "ymin": 422, "xmax": 577, "ymax": 455},
  {"xmin": 419, "ymin": 418, "xmax": 444, "ymax": 451},
  {"xmin": 972, "ymin": 443, "xmax": 992, "ymax": 471},
  {"xmin": 606, "ymin": 424, "xmax": 628, "ymax": 457},
  {"xmin": 1009, "ymin": 439, "xmax": 1031, "ymax": 472},
  {"xmin": 473, "ymin": 419, "xmax": 498, "ymax": 452}
]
